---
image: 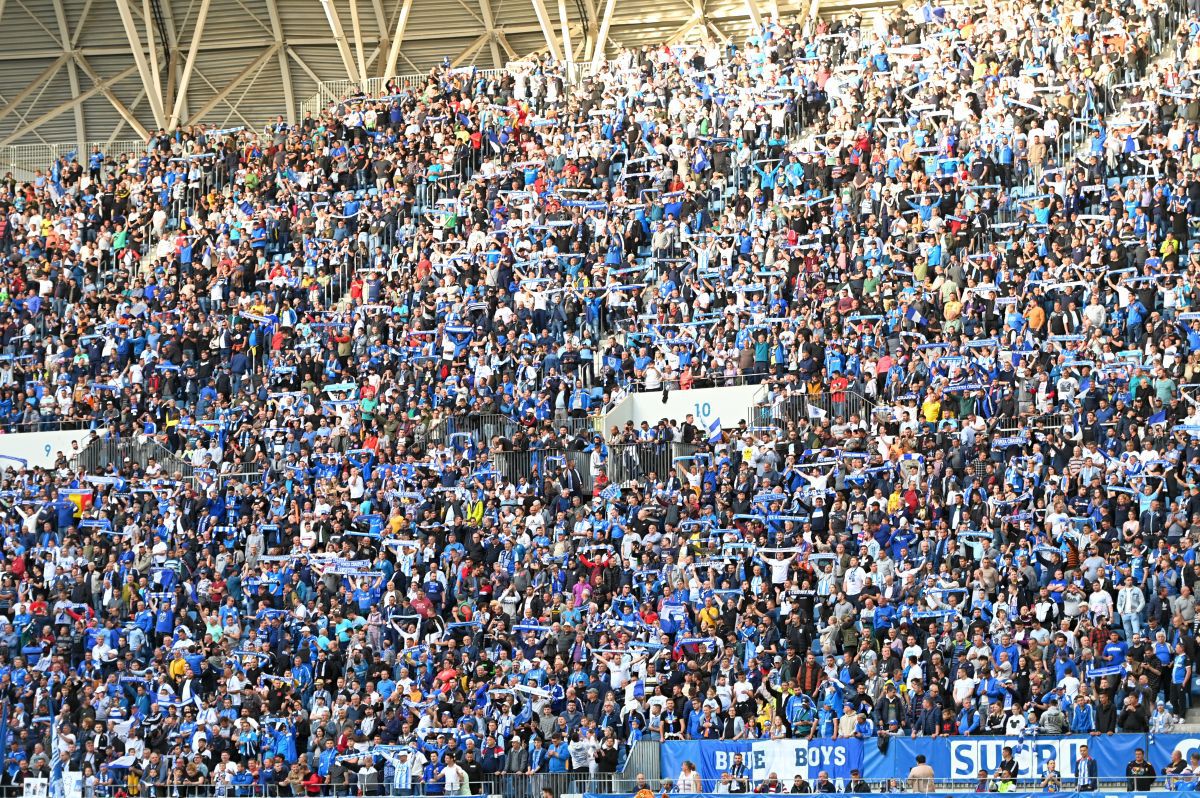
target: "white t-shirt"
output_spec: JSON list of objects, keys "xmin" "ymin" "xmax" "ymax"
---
[{"xmin": 442, "ymin": 763, "xmax": 467, "ymax": 794}]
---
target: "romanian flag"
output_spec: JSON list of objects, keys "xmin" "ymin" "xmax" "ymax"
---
[{"xmin": 58, "ymin": 488, "xmax": 94, "ymax": 518}]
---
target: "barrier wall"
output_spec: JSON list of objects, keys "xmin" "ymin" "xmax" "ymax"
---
[
  {"xmin": 0, "ymin": 429, "xmax": 94, "ymax": 469},
  {"xmin": 604, "ymin": 384, "xmax": 761, "ymax": 433},
  {"xmin": 662, "ymin": 734, "xmax": 1200, "ymax": 786},
  {"xmin": 593, "ymin": 793, "xmax": 1198, "ymax": 798}
]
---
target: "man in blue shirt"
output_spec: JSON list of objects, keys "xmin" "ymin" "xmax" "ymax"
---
[
  {"xmin": 546, "ymin": 733, "xmax": 570, "ymax": 773},
  {"xmin": 1171, "ymin": 641, "xmax": 1192, "ymax": 718},
  {"xmin": 1102, "ymin": 630, "xmax": 1128, "ymax": 668}
]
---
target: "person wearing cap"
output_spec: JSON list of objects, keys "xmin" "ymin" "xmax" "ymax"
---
[{"xmin": 845, "ymin": 770, "xmax": 871, "ymax": 793}]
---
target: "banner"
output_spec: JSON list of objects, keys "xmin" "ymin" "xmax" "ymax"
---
[
  {"xmin": 907, "ymin": 734, "xmax": 1140, "ymax": 781},
  {"xmin": 1151, "ymin": 734, "xmax": 1200, "ymax": 768},
  {"xmin": 665, "ymin": 734, "xmax": 1198, "ymax": 784},
  {"xmin": 601, "ymin": 793, "xmax": 1199, "ymax": 798},
  {"xmin": 858, "ymin": 733, "xmax": 1163, "ymax": 781},
  {"xmin": 661, "ymin": 739, "xmax": 864, "ymax": 789}
]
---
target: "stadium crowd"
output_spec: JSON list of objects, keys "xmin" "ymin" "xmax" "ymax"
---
[{"xmin": 3, "ymin": 0, "xmax": 1200, "ymax": 793}]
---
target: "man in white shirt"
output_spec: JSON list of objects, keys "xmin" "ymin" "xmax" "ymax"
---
[{"xmin": 441, "ymin": 754, "xmax": 468, "ymax": 795}]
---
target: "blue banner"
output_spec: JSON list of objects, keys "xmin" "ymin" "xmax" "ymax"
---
[
  {"xmin": 869, "ymin": 734, "xmax": 1143, "ymax": 782},
  {"xmin": 600, "ymin": 793, "xmax": 1198, "ymax": 798},
  {"xmin": 1151, "ymin": 734, "xmax": 1200, "ymax": 769},
  {"xmin": 661, "ymin": 739, "xmax": 864, "ymax": 789},
  {"xmin": 664, "ymin": 734, "xmax": 1199, "ymax": 785}
]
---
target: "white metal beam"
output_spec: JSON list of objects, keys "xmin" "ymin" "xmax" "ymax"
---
[
  {"xmin": 579, "ymin": 0, "xmax": 598, "ymax": 65},
  {"xmin": 11, "ymin": 0, "xmax": 58, "ymax": 41},
  {"xmin": 590, "ymin": 0, "xmax": 617, "ymax": 70},
  {"xmin": 320, "ymin": 0, "xmax": 362, "ymax": 84},
  {"xmin": 106, "ymin": 87, "xmax": 146, "ymax": 145},
  {"xmin": 287, "ymin": 47, "xmax": 324, "ymax": 87},
  {"xmin": 50, "ymin": 0, "xmax": 85, "ymax": 150},
  {"xmin": 0, "ymin": 77, "xmax": 59, "ymax": 147},
  {"xmin": 167, "ymin": 0, "xmax": 210, "ymax": 130},
  {"xmin": 806, "ymin": 0, "xmax": 820, "ymax": 26},
  {"xmin": 530, "ymin": 0, "xmax": 562, "ymax": 61},
  {"xmin": 744, "ymin": 0, "xmax": 763, "ymax": 27},
  {"xmin": 0, "ymin": 55, "xmax": 66, "ymax": 126},
  {"xmin": 665, "ymin": 11, "xmax": 702, "ymax": 43},
  {"xmin": 189, "ymin": 67, "xmax": 256, "ymax": 129},
  {"xmin": 557, "ymin": 0, "xmax": 574, "ymax": 79},
  {"xmin": 188, "ymin": 43, "xmax": 279, "ymax": 123},
  {"xmin": 70, "ymin": 0, "xmax": 95, "ymax": 46},
  {"xmin": 477, "ymin": 0, "xmax": 504, "ymax": 69},
  {"xmin": 114, "ymin": 0, "xmax": 167, "ymax": 129},
  {"xmin": 383, "ymin": 0, "xmax": 415, "ymax": 80},
  {"xmin": 142, "ymin": 0, "xmax": 166, "ymax": 124},
  {"xmin": 0, "ymin": 64, "xmax": 138, "ymax": 147},
  {"xmin": 74, "ymin": 55, "xmax": 152, "ymax": 140},
  {"xmin": 450, "ymin": 33, "xmax": 489, "ymax": 68},
  {"xmin": 369, "ymin": 0, "xmax": 392, "ymax": 78},
  {"xmin": 496, "ymin": 30, "xmax": 518, "ymax": 60},
  {"xmin": 262, "ymin": 0, "xmax": 295, "ymax": 123},
  {"xmin": 219, "ymin": 56, "xmax": 272, "ymax": 128},
  {"xmin": 347, "ymin": 0, "xmax": 368, "ymax": 84},
  {"xmin": 157, "ymin": 0, "xmax": 180, "ymax": 117}
]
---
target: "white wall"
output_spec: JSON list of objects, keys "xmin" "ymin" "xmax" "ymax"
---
[
  {"xmin": 0, "ymin": 429, "xmax": 95, "ymax": 469},
  {"xmin": 604, "ymin": 384, "xmax": 762, "ymax": 433}
]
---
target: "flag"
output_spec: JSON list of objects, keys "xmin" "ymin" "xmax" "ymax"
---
[
  {"xmin": 707, "ymin": 418, "xmax": 723, "ymax": 443},
  {"xmin": 904, "ymin": 306, "xmax": 929, "ymax": 327},
  {"xmin": 58, "ymin": 488, "xmax": 93, "ymax": 518},
  {"xmin": 238, "ymin": 200, "xmax": 254, "ymax": 216},
  {"xmin": 1087, "ymin": 664, "xmax": 1123, "ymax": 679},
  {"xmin": 807, "ymin": 404, "xmax": 828, "ymax": 420},
  {"xmin": 1149, "ymin": 410, "xmax": 1167, "ymax": 425},
  {"xmin": 49, "ymin": 706, "xmax": 63, "ymax": 798},
  {"xmin": 600, "ymin": 484, "xmax": 621, "ymax": 502}
]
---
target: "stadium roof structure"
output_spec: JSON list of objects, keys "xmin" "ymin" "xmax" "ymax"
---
[{"xmin": 0, "ymin": 0, "xmax": 882, "ymax": 165}]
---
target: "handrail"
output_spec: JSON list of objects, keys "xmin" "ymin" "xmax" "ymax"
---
[{"xmin": 0, "ymin": 138, "xmax": 148, "ymax": 180}]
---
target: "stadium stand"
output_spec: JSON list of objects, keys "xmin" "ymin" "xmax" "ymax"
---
[{"xmin": 5, "ymin": 0, "xmax": 1200, "ymax": 795}]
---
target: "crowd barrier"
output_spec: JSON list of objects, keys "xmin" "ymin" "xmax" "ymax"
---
[
  {"xmin": 72, "ymin": 434, "xmax": 195, "ymax": 477},
  {"xmin": 589, "ymin": 793, "xmax": 1198, "ymax": 798},
  {"xmin": 607, "ymin": 441, "xmax": 705, "ymax": 486},
  {"xmin": 662, "ymin": 734, "xmax": 1200, "ymax": 787}
]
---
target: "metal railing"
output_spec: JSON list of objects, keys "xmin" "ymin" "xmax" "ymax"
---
[
  {"xmin": 995, "ymin": 411, "xmax": 1068, "ymax": 437},
  {"xmin": 0, "ymin": 417, "xmax": 100, "ymax": 434},
  {"xmin": 606, "ymin": 441, "xmax": 704, "ymax": 486},
  {"xmin": 621, "ymin": 739, "xmax": 661, "ymax": 781},
  {"xmin": 66, "ymin": 774, "xmax": 632, "ymax": 798},
  {"xmin": 215, "ymin": 465, "xmax": 268, "ymax": 487},
  {"xmin": 751, "ymin": 390, "xmax": 875, "ymax": 429},
  {"xmin": 297, "ymin": 70, "xmax": 506, "ymax": 120},
  {"xmin": 47, "ymin": 774, "xmax": 1173, "ymax": 798},
  {"xmin": 490, "ymin": 446, "xmax": 594, "ymax": 495},
  {"xmin": 426, "ymin": 413, "xmax": 603, "ymax": 448},
  {"xmin": 0, "ymin": 138, "xmax": 147, "ymax": 180},
  {"xmin": 72, "ymin": 435, "xmax": 195, "ymax": 477}
]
